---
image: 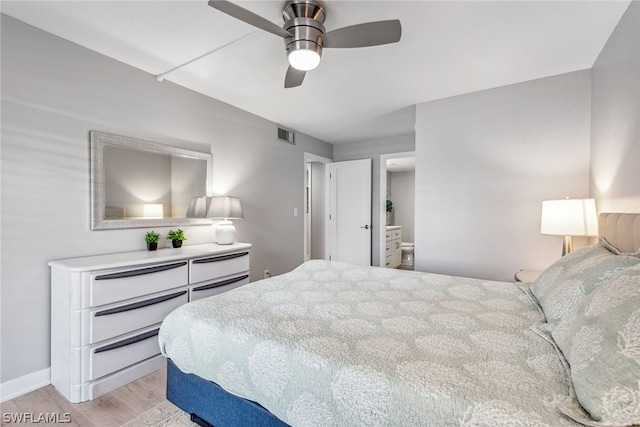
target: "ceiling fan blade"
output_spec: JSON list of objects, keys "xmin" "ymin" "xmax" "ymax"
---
[
  {"xmin": 208, "ymin": 0, "xmax": 293, "ymax": 39},
  {"xmin": 285, "ymin": 66, "xmax": 306, "ymax": 88},
  {"xmin": 322, "ymin": 20, "xmax": 401, "ymax": 48}
]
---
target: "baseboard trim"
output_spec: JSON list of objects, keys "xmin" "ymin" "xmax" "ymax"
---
[{"xmin": 0, "ymin": 368, "xmax": 51, "ymax": 403}]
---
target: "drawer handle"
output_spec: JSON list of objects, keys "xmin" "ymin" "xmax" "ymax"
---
[
  {"xmin": 192, "ymin": 252, "xmax": 249, "ymax": 264},
  {"xmin": 95, "ymin": 262, "xmax": 187, "ymax": 280},
  {"xmin": 94, "ymin": 329, "xmax": 159, "ymax": 354},
  {"xmin": 193, "ymin": 275, "xmax": 249, "ymax": 292},
  {"xmin": 95, "ymin": 290, "xmax": 187, "ymax": 317}
]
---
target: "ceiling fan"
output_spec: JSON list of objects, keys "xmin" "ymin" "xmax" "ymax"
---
[{"xmin": 207, "ymin": 0, "xmax": 402, "ymax": 88}]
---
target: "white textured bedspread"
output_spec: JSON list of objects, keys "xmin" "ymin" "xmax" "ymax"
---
[{"xmin": 159, "ymin": 260, "xmax": 579, "ymax": 426}]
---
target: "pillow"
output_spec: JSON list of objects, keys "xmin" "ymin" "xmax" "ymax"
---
[
  {"xmin": 551, "ymin": 264, "xmax": 640, "ymax": 425},
  {"xmin": 531, "ymin": 242, "xmax": 640, "ymax": 328}
]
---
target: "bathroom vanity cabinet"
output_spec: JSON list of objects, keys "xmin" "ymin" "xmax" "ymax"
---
[{"xmin": 385, "ymin": 226, "xmax": 403, "ymax": 268}]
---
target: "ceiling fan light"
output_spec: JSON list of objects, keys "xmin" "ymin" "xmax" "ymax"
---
[{"xmin": 288, "ymin": 49, "xmax": 321, "ymax": 71}]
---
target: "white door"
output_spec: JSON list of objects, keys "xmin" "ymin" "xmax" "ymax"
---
[{"xmin": 327, "ymin": 159, "xmax": 372, "ymax": 265}]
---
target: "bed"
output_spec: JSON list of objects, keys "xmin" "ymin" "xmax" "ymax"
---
[{"xmin": 159, "ymin": 212, "xmax": 640, "ymax": 427}]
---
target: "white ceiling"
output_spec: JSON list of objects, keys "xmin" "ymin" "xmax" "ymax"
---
[{"xmin": 1, "ymin": 1, "xmax": 630, "ymax": 145}]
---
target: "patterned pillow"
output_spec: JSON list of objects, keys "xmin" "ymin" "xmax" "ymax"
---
[
  {"xmin": 551, "ymin": 264, "xmax": 640, "ymax": 425},
  {"xmin": 530, "ymin": 242, "xmax": 640, "ymax": 328}
]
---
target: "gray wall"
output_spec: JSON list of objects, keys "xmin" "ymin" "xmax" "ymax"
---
[
  {"xmin": 590, "ymin": 0, "xmax": 640, "ymax": 213},
  {"xmin": 415, "ymin": 71, "xmax": 593, "ymax": 281},
  {"xmin": 0, "ymin": 15, "xmax": 332, "ymax": 384},
  {"xmin": 334, "ymin": 133, "xmax": 416, "ymax": 266}
]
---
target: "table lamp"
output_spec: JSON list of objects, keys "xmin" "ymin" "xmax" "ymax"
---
[
  {"xmin": 540, "ymin": 198, "xmax": 597, "ymax": 256},
  {"xmin": 142, "ymin": 203, "xmax": 163, "ymax": 219},
  {"xmin": 207, "ymin": 196, "xmax": 244, "ymax": 245}
]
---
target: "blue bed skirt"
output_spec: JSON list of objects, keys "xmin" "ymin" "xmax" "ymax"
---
[{"xmin": 166, "ymin": 358, "xmax": 289, "ymax": 427}]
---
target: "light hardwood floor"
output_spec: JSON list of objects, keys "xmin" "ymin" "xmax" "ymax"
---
[{"xmin": 1, "ymin": 368, "xmax": 167, "ymax": 427}]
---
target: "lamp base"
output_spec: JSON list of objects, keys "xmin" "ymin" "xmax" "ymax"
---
[
  {"xmin": 216, "ymin": 220, "xmax": 236, "ymax": 245},
  {"xmin": 562, "ymin": 235, "xmax": 573, "ymax": 256}
]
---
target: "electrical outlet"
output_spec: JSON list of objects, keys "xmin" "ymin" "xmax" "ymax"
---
[{"xmin": 264, "ymin": 269, "xmax": 271, "ymax": 279}]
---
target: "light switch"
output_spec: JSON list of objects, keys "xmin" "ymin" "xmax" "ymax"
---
[{"xmin": 293, "ymin": 208, "xmax": 299, "ymax": 217}]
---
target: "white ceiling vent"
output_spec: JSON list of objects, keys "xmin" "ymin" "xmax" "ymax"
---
[{"xmin": 277, "ymin": 125, "xmax": 295, "ymax": 145}]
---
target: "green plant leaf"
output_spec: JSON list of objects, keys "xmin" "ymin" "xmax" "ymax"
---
[{"xmin": 145, "ymin": 230, "xmax": 160, "ymax": 243}]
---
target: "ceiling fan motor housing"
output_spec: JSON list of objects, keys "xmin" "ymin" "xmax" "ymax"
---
[{"xmin": 283, "ymin": 0, "xmax": 326, "ymax": 63}]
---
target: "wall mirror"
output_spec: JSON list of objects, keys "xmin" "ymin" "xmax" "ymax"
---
[{"xmin": 90, "ymin": 131, "xmax": 213, "ymax": 230}]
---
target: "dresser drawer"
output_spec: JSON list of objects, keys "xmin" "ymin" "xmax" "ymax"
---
[
  {"xmin": 386, "ymin": 239, "xmax": 400, "ymax": 251},
  {"xmin": 390, "ymin": 247, "xmax": 402, "ymax": 267},
  {"xmin": 189, "ymin": 251, "xmax": 250, "ymax": 284},
  {"xmin": 90, "ymin": 262, "xmax": 188, "ymax": 307},
  {"xmin": 386, "ymin": 252, "xmax": 402, "ymax": 268},
  {"xmin": 385, "ymin": 229, "xmax": 402, "ymax": 240},
  {"xmin": 190, "ymin": 273, "xmax": 249, "ymax": 301},
  {"xmin": 89, "ymin": 327, "xmax": 161, "ymax": 381},
  {"xmin": 89, "ymin": 290, "xmax": 188, "ymax": 344}
]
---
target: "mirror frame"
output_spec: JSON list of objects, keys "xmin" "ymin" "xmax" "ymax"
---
[{"xmin": 90, "ymin": 131, "xmax": 213, "ymax": 230}]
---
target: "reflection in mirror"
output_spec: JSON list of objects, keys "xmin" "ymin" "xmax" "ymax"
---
[
  {"xmin": 103, "ymin": 145, "xmax": 208, "ymax": 219},
  {"xmin": 91, "ymin": 131, "xmax": 213, "ymax": 230}
]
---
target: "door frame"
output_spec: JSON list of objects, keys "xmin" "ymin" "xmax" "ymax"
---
[
  {"xmin": 303, "ymin": 152, "xmax": 332, "ymax": 262},
  {"xmin": 379, "ymin": 151, "xmax": 415, "ymax": 267}
]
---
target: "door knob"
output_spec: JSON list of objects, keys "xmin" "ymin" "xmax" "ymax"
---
[{"xmin": 360, "ymin": 225, "xmax": 369, "ymax": 229}]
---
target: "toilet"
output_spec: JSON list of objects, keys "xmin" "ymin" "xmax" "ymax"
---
[{"xmin": 400, "ymin": 242, "xmax": 414, "ymax": 269}]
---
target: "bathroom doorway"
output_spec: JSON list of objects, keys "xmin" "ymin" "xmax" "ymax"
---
[
  {"xmin": 379, "ymin": 152, "xmax": 415, "ymax": 269},
  {"xmin": 304, "ymin": 153, "xmax": 331, "ymax": 262}
]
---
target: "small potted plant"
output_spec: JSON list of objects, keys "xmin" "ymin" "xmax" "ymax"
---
[
  {"xmin": 167, "ymin": 229, "xmax": 186, "ymax": 248},
  {"xmin": 145, "ymin": 231, "xmax": 160, "ymax": 251}
]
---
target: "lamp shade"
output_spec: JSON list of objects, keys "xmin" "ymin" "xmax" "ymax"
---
[
  {"xmin": 186, "ymin": 196, "xmax": 208, "ymax": 218},
  {"xmin": 142, "ymin": 203, "xmax": 163, "ymax": 219},
  {"xmin": 206, "ymin": 196, "xmax": 244, "ymax": 220},
  {"xmin": 540, "ymin": 198, "xmax": 598, "ymax": 236}
]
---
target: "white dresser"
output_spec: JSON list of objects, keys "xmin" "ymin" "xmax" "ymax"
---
[
  {"xmin": 385, "ymin": 226, "xmax": 403, "ymax": 268},
  {"xmin": 49, "ymin": 242, "xmax": 251, "ymax": 403}
]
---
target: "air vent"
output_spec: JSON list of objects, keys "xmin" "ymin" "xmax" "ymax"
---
[{"xmin": 277, "ymin": 126, "xmax": 295, "ymax": 145}]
